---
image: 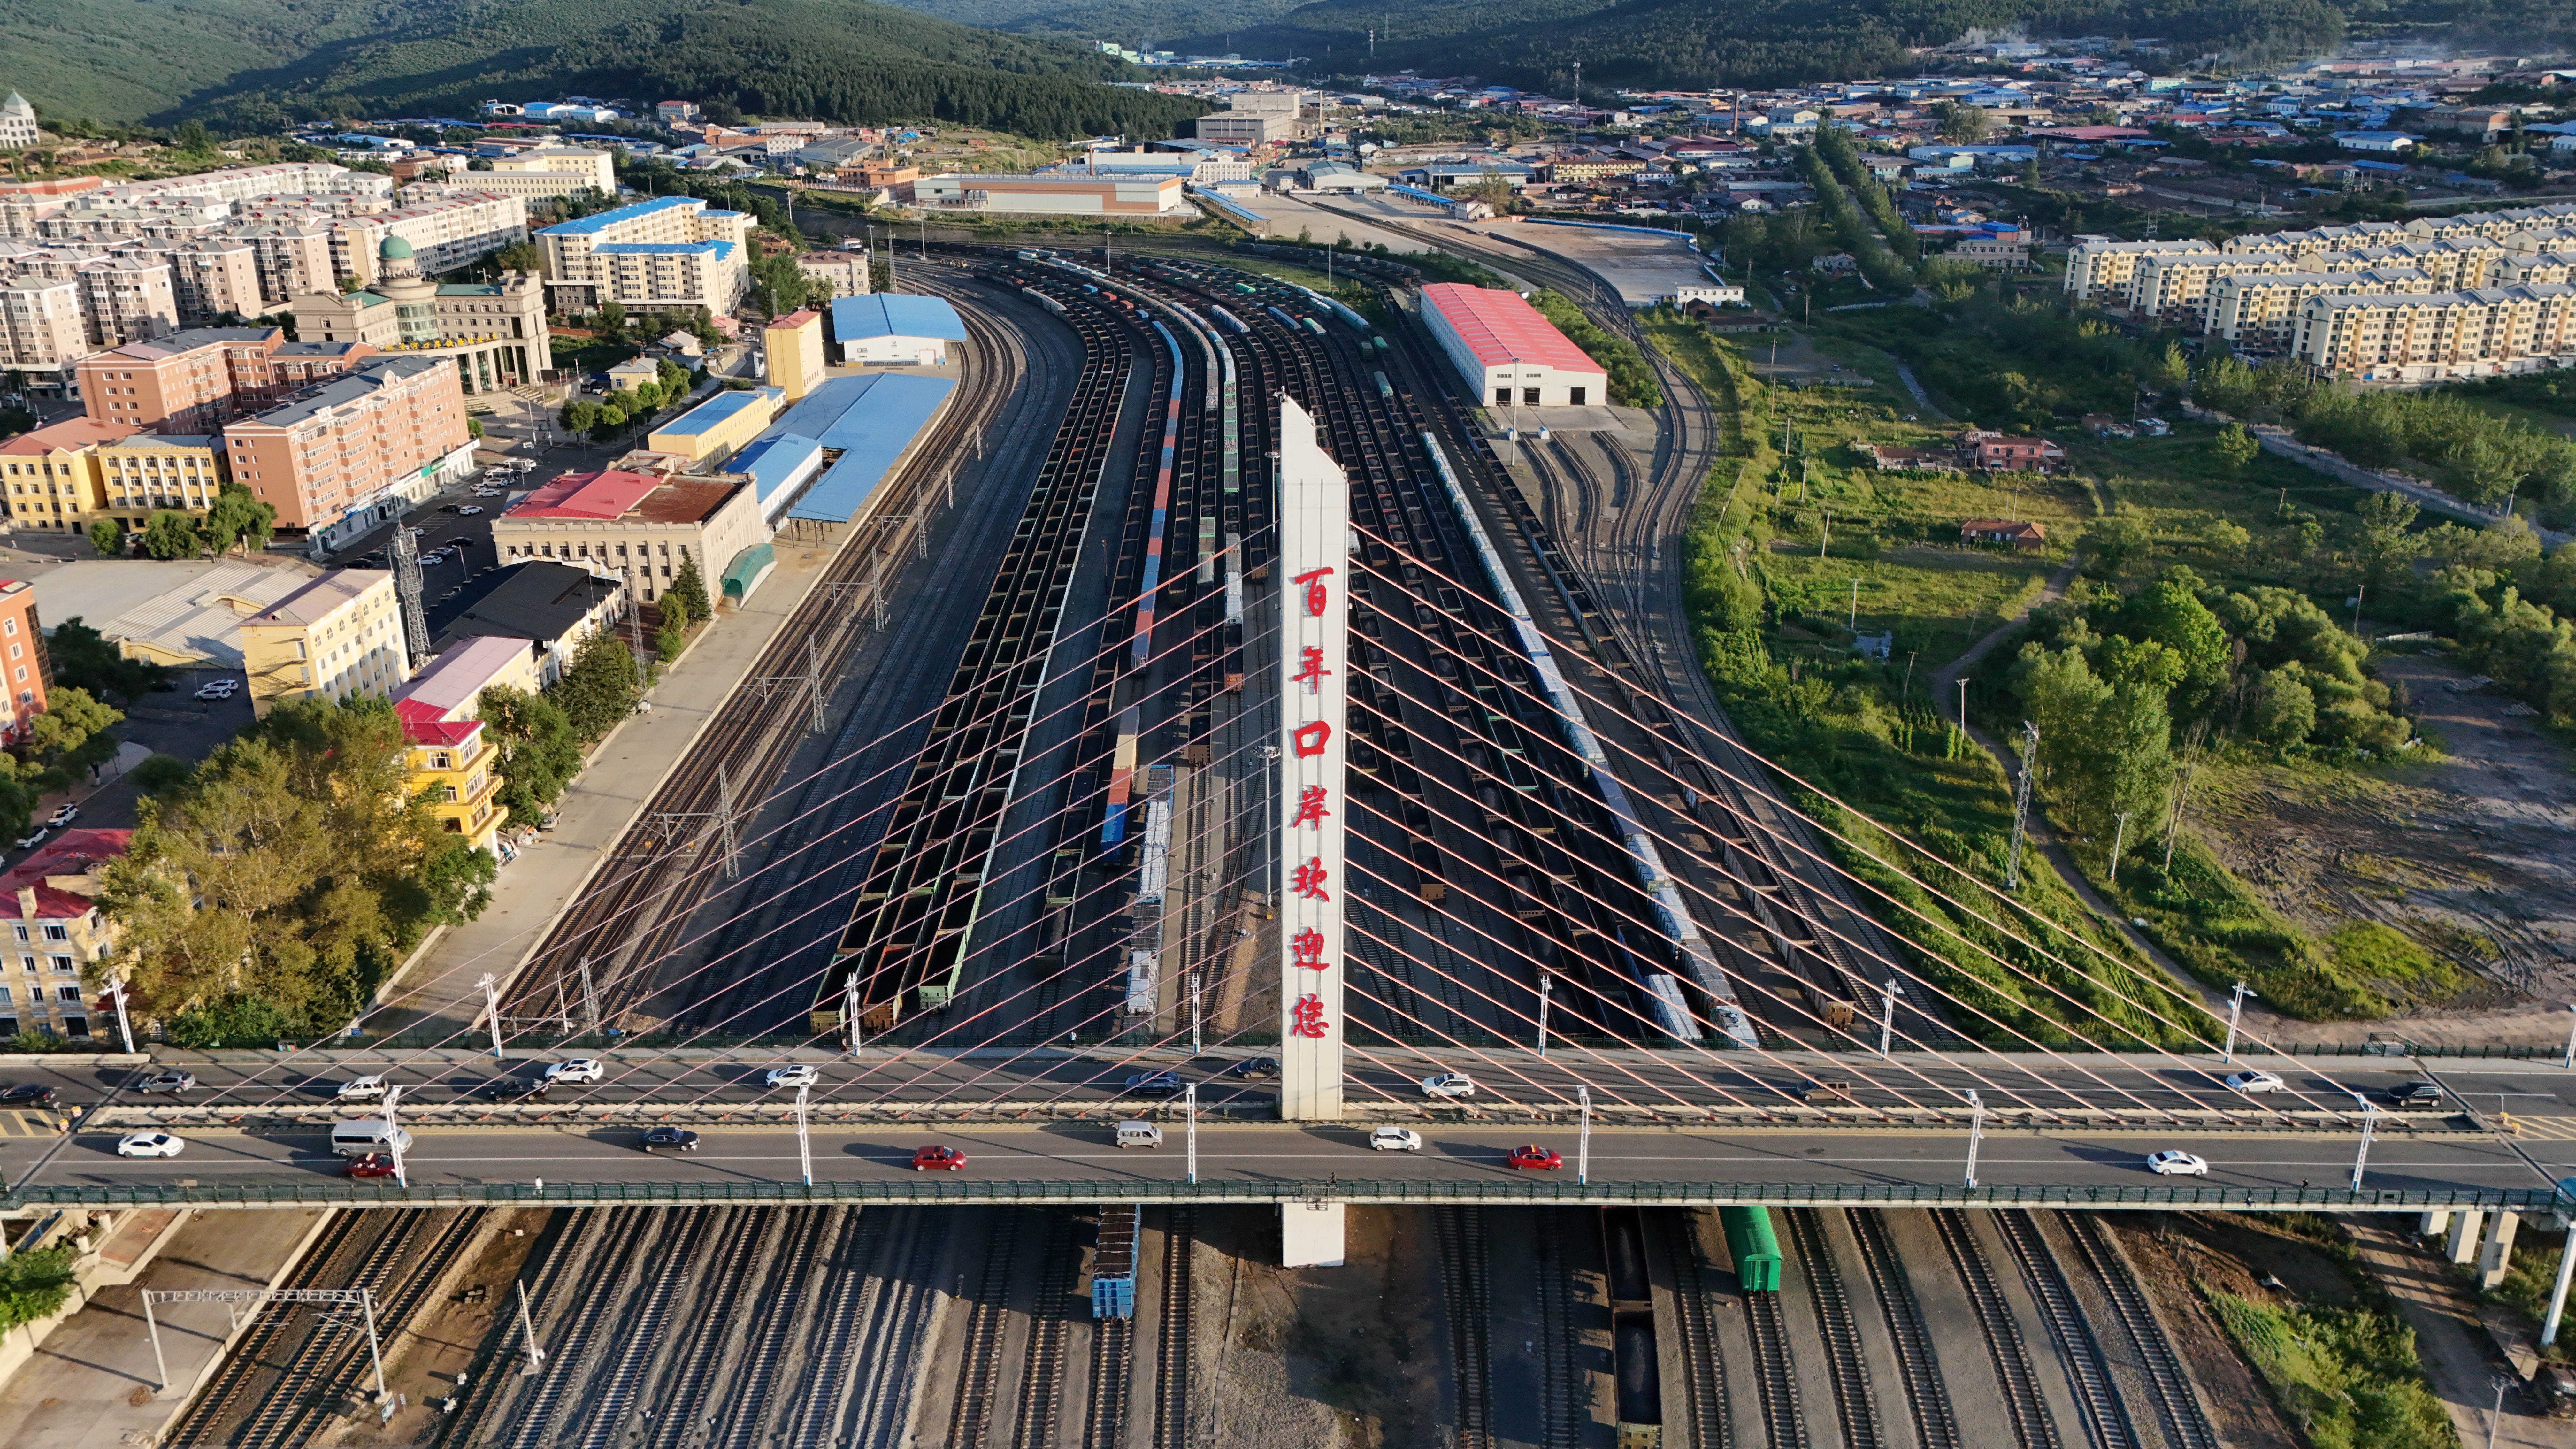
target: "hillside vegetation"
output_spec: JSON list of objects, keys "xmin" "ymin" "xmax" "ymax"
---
[
  {"xmin": 4, "ymin": 0, "xmax": 1201, "ymax": 140},
  {"xmin": 1166, "ymin": 0, "xmax": 2576, "ymax": 92}
]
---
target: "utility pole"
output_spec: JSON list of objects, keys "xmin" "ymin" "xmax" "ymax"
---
[
  {"xmin": 628, "ymin": 601, "xmax": 648, "ymax": 694},
  {"xmin": 1185, "ymin": 1082, "xmax": 1200, "ymax": 1185},
  {"xmin": 1577, "ymin": 1085, "xmax": 1591, "ymax": 1185},
  {"xmin": 2350, "ymin": 582, "xmax": 2366, "ymax": 640},
  {"xmin": 480, "ymin": 973, "xmax": 504, "ymax": 1060},
  {"xmin": 843, "ymin": 971, "xmax": 864, "ymax": 1055},
  {"xmin": 1879, "ymin": 979, "xmax": 1903, "ymax": 1057},
  {"xmin": 1847, "ymin": 576, "xmax": 1859, "ymax": 632},
  {"xmin": 716, "ymin": 763, "xmax": 740, "ymax": 880},
  {"xmin": 390, "ymin": 522, "xmax": 430, "ymax": 669},
  {"xmin": 1956, "ymin": 677, "xmax": 1969, "ymax": 733},
  {"xmin": 2563, "ymin": 1003, "xmax": 2576, "ymax": 1070},
  {"xmin": 2004, "ymin": 721, "xmax": 2038, "ymax": 891},
  {"xmin": 2542, "ymin": 1221, "xmax": 2576, "ymax": 1346},
  {"xmin": 2107, "ymin": 809, "xmax": 2132, "ymax": 887},
  {"xmin": 579, "ymin": 959, "xmax": 601, "ymax": 1038},
  {"xmin": 1964, "ymin": 1089, "xmax": 1984, "ymax": 1189},
  {"xmin": 106, "ymin": 977, "xmax": 134, "ymax": 1055},
  {"xmin": 794, "ymin": 1083, "xmax": 813, "ymax": 1188},
  {"xmin": 2223, "ymin": 981, "xmax": 2251, "ymax": 1063},
  {"xmin": 384, "ymin": 1084, "xmax": 406, "ymax": 1188},
  {"xmin": 515, "ymin": 1280, "xmax": 547, "ymax": 1374},
  {"xmin": 1536, "ymin": 976, "xmax": 1552, "ymax": 1058},
  {"xmin": 2350, "ymin": 1093, "xmax": 2377, "ymax": 1190}
]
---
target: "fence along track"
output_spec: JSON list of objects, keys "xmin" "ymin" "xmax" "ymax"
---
[
  {"xmin": 1659, "ymin": 1210, "xmax": 1730, "ymax": 1449},
  {"xmin": 2056, "ymin": 1214, "xmax": 2220, "ymax": 1449},
  {"xmin": 1432, "ymin": 1206, "xmax": 1495, "ymax": 1449},
  {"xmin": 1928, "ymin": 1209, "xmax": 2060, "ymax": 1449},
  {"xmin": 947, "ymin": 1208, "xmax": 1024, "ymax": 1448},
  {"xmin": 1784, "ymin": 1208, "xmax": 1884, "ymax": 1449},
  {"xmin": 1011, "ymin": 1210, "xmax": 1083, "ymax": 1448},
  {"xmin": 1848, "ymin": 1210, "xmax": 1961, "ymax": 1449},
  {"xmin": 1993, "ymin": 1210, "xmax": 2136, "ymax": 1449}
]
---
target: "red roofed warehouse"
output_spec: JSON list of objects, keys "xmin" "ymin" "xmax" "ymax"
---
[
  {"xmin": 1, "ymin": 828, "xmax": 132, "ymax": 1041},
  {"xmin": 1419, "ymin": 283, "xmax": 1609, "ymax": 410}
]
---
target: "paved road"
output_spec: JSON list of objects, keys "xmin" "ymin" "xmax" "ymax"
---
[{"xmin": 1, "ymin": 1119, "xmax": 2549, "ymax": 1200}]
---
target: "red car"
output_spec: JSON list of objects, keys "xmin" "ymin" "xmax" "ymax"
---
[
  {"xmin": 911, "ymin": 1145, "xmax": 968, "ymax": 1172},
  {"xmin": 1505, "ymin": 1146, "xmax": 1563, "ymax": 1171},
  {"xmin": 346, "ymin": 1153, "xmax": 399, "ymax": 1179}
]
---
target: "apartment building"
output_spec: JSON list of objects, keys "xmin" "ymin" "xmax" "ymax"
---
[
  {"xmin": 0, "ymin": 176, "xmax": 108, "ymax": 238},
  {"xmin": 2209, "ymin": 268, "xmax": 2436, "ymax": 350},
  {"xmin": 160, "ymin": 238, "xmax": 265, "ymax": 321},
  {"xmin": 222, "ymin": 355, "xmax": 473, "ymax": 549},
  {"xmin": 796, "ymin": 250, "xmax": 870, "ymax": 300},
  {"xmin": 491, "ymin": 467, "xmax": 767, "ymax": 607},
  {"xmin": 0, "ymin": 276, "xmax": 88, "ymax": 385},
  {"xmin": 327, "ymin": 190, "xmax": 528, "ymax": 288},
  {"xmin": 79, "ymin": 326, "xmax": 377, "ymax": 435},
  {"xmin": 402, "ymin": 711, "xmax": 504, "ymax": 854},
  {"xmin": 2061, "ymin": 237, "xmax": 2215, "ymax": 308},
  {"xmin": 0, "ymin": 416, "xmax": 130, "ymax": 534},
  {"xmin": 2497, "ymin": 251, "xmax": 2576, "ymax": 286},
  {"xmin": 0, "ymin": 828, "xmax": 134, "ymax": 1042},
  {"xmin": 237, "ymin": 222, "xmax": 338, "ymax": 305},
  {"xmin": 425, "ymin": 146, "xmax": 615, "ymax": 203},
  {"xmin": 2294, "ymin": 282, "xmax": 2576, "ymax": 381},
  {"xmin": 97, "ymin": 432, "xmax": 228, "ymax": 527},
  {"xmin": 73, "ymin": 256, "xmax": 178, "ymax": 346},
  {"xmin": 533, "ymin": 196, "xmax": 751, "ymax": 315},
  {"xmin": 0, "ymin": 577, "xmax": 47, "ymax": 739},
  {"xmin": 238, "ymin": 568, "xmax": 410, "ymax": 716},
  {"xmin": 294, "ymin": 241, "xmax": 544, "ymax": 393},
  {"xmin": 0, "ymin": 92, "xmax": 38, "ymax": 152}
]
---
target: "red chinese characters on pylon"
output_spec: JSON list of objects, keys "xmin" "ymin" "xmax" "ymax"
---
[
  {"xmin": 1291, "ymin": 927, "xmax": 1331, "ymax": 973},
  {"xmin": 1290, "ymin": 993, "xmax": 1330, "ymax": 1038}
]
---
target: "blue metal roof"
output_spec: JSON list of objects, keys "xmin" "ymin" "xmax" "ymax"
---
[
  {"xmin": 830, "ymin": 293, "xmax": 967, "ymax": 343},
  {"xmin": 535, "ymin": 195, "xmax": 695, "ymax": 236},
  {"xmin": 594, "ymin": 241, "xmax": 723, "ymax": 256},
  {"xmin": 730, "ymin": 433, "xmax": 825, "ymax": 511},
  {"xmin": 658, "ymin": 386, "xmax": 779, "ymax": 437},
  {"xmin": 762, "ymin": 373, "xmax": 956, "ymax": 523}
]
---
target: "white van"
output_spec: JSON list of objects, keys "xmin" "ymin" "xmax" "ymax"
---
[
  {"xmin": 1115, "ymin": 1120, "xmax": 1164, "ymax": 1150},
  {"xmin": 329, "ymin": 1119, "xmax": 413, "ymax": 1157}
]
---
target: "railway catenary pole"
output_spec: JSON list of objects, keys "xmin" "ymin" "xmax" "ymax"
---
[
  {"xmin": 515, "ymin": 1279, "xmax": 548, "ymax": 1374},
  {"xmin": 2541, "ymin": 1220, "xmax": 2576, "ymax": 1346},
  {"xmin": 2224, "ymin": 981, "xmax": 2252, "ymax": 1063},
  {"xmin": 1577, "ymin": 1085, "xmax": 1591, "ymax": 1185},
  {"xmin": 106, "ymin": 976, "xmax": 134, "ymax": 1054},
  {"xmin": 385, "ymin": 1084, "xmax": 406, "ymax": 1188},
  {"xmin": 844, "ymin": 970, "xmax": 864, "ymax": 1056},
  {"xmin": 1185, "ymin": 1082, "xmax": 1199, "ymax": 1184},
  {"xmin": 1537, "ymin": 975, "xmax": 1552, "ymax": 1058},
  {"xmin": 360, "ymin": 1287, "xmax": 388, "ymax": 1403},
  {"xmin": 795, "ymin": 1083, "xmax": 813, "ymax": 1187},
  {"xmin": 2561, "ymin": 1003, "xmax": 2575, "ymax": 1070},
  {"xmin": 2350, "ymin": 1093, "xmax": 2378, "ymax": 1190},
  {"xmin": 1879, "ymin": 978, "xmax": 1903, "ymax": 1058}
]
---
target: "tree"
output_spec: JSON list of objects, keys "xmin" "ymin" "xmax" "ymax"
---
[
  {"xmin": 2213, "ymin": 422, "xmax": 2259, "ymax": 476},
  {"xmin": 477, "ymin": 685, "xmax": 582, "ymax": 827},
  {"xmin": 2356, "ymin": 490, "xmax": 2420, "ymax": 582},
  {"xmin": 87, "ymin": 519, "xmax": 123, "ymax": 556},
  {"xmin": 545, "ymin": 630, "xmax": 640, "ymax": 743},
  {"xmin": 201, "ymin": 484, "xmax": 275, "ymax": 556},
  {"xmin": 2250, "ymin": 669, "xmax": 2318, "ymax": 746},
  {"xmin": 2117, "ymin": 572, "xmax": 2231, "ymax": 716},
  {"xmin": 657, "ymin": 356, "xmax": 690, "ymax": 395},
  {"xmin": 598, "ymin": 299, "xmax": 627, "ymax": 337},
  {"xmin": 670, "ymin": 554, "xmax": 711, "ymax": 622},
  {"xmin": 129, "ymin": 753, "xmax": 193, "ymax": 798},
  {"xmin": 0, "ymin": 1245, "xmax": 77, "ymax": 1333},
  {"xmin": 140, "ymin": 510, "xmax": 200, "ymax": 560},
  {"xmin": 494, "ymin": 241, "xmax": 543, "ymax": 273},
  {"xmin": 2079, "ymin": 516, "xmax": 2152, "ymax": 577},
  {"xmin": 589, "ymin": 404, "xmax": 627, "ymax": 441},
  {"xmin": 24, "ymin": 685, "xmax": 122, "ymax": 784},
  {"xmin": 1936, "ymin": 103, "xmax": 1991, "ymax": 143},
  {"xmin": 560, "ymin": 398, "xmax": 602, "ymax": 434}
]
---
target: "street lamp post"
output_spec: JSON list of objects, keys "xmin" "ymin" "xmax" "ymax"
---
[
  {"xmin": 1537, "ymin": 976, "xmax": 1552, "ymax": 1059},
  {"xmin": 106, "ymin": 977, "xmax": 134, "ymax": 1055},
  {"xmin": 385, "ymin": 1084, "xmax": 406, "ymax": 1189},
  {"xmin": 1185, "ymin": 1083, "xmax": 1199, "ymax": 1185},
  {"xmin": 2561, "ymin": 1003, "xmax": 2575, "ymax": 1070},
  {"xmin": 2350, "ymin": 1093, "xmax": 2378, "ymax": 1191},
  {"xmin": 1879, "ymin": 979, "xmax": 1903, "ymax": 1058},
  {"xmin": 2223, "ymin": 981, "xmax": 2251, "ymax": 1063},
  {"xmin": 480, "ymin": 972, "xmax": 504, "ymax": 1061},
  {"xmin": 1577, "ymin": 1086, "xmax": 1591, "ymax": 1185},
  {"xmin": 843, "ymin": 972, "xmax": 864, "ymax": 1057},
  {"xmin": 1964, "ymin": 1090, "xmax": 1984, "ymax": 1189},
  {"xmin": 794, "ymin": 1084, "xmax": 813, "ymax": 1188}
]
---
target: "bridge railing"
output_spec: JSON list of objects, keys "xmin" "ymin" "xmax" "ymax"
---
[{"xmin": 6, "ymin": 1177, "xmax": 2565, "ymax": 1214}]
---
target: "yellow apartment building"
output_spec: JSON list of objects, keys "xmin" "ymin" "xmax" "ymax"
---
[
  {"xmin": 238, "ymin": 568, "xmax": 411, "ymax": 717},
  {"xmin": 0, "ymin": 417, "xmax": 130, "ymax": 535},
  {"xmin": 402, "ymin": 712, "xmax": 503, "ymax": 854}
]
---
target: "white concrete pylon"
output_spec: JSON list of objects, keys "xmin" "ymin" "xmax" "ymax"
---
[{"xmin": 1275, "ymin": 393, "xmax": 1349, "ymax": 1123}]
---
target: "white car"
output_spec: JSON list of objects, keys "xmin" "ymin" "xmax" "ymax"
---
[
  {"xmin": 2146, "ymin": 1149, "xmax": 2210, "ymax": 1177},
  {"xmin": 335, "ymin": 1075, "xmax": 387, "ymax": 1101},
  {"xmin": 46, "ymin": 804, "xmax": 77, "ymax": 828},
  {"xmin": 1369, "ymin": 1125, "xmax": 1423, "ymax": 1152},
  {"xmin": 13, "ymin": 827, "xmax": 45, "ymax": 852},
  {"xmin": 2224, "ymin": 1070, "xmax": 2286, "ymax": 1094},
  {"xmin": 116, "ymin": 1131, "xmax": 185, "ymax": 1159},
  {"xmin": 194, "ymin": 681, "xmax": 238, "ymax": 701},
  {"xmin": 1420, "ymin": 1073, "xmax": 1476, "ymax": 1100},
  {"xmin": 456, "ymin": 505, "xmax": 484, "ymax": 516},
  {"xmin": 543, "ymin": 1058, "xmax": 604, "ymax": 1085},
  {"xmin": 764, "ymin": 1065, "xmax": 820, "ymax": 1089}
]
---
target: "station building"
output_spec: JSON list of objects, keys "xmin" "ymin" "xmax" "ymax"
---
[
  {"xmin": 829, "ymin": 294, "xmax": 966, "ymax": 366},
  {"xmin": 491, "ymin": 466, "xmax": 770, "ymax": 608},
  {"xmin": 1418, "ymin": 282, "xmax": 1608, "ymax": 409},
  {"xmin": 911, "ymin": 172, "xmax": 1186, "ymax": 217}
]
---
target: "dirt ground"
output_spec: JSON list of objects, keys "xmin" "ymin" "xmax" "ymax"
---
[
  {"xmin": 1189, "ymin": 1206, "xmax": 1454, "ymax": 1447},
  {"xmin": 321, "ymin": 1209, "xmax": 546, "ymax": 1446},
  {"xmin": 2193, "ymin": 650, "xmax": 2576, "ymax": 1045},
  {"xmin": 2100, "ymin": 1215, "xmax": 2305, "ymax": 1449}
]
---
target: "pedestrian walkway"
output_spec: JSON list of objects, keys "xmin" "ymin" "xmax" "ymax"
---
[
  {"xmin": 0, "ymin": 1208, "xmax": 328, "ymax": 1449},
  {"xmin": 374, "ymin": 540, "xmax": 841, "ymax": 1039}
]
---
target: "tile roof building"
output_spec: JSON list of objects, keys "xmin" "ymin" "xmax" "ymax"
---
[
  {"xmin": 492, "ymin": 467, "xmax": 768, "ymax": 607},
  {"xmin": 0, "ymin": 828, "xmax": 133, "ymax": 1042}
]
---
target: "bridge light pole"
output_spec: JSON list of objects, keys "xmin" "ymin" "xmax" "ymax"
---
[
  {"xmin": 480, "ymin": 972, "xmax": 505, "ymax": 1061},
  {"xmin": 794, "ymin": 1084, "xmax": 812, "ymax": 1188},
  {"xmin": 2223, "ymin": 981, "xmax": 2253, "ymax": 1063},
  {"xmin": 1878, "ymin": 979, "xmax": 1903, "ymax": 1058},
  {"xmin": 1537, "ymin": 976, "xmax": 1552, "ymax": 1059},
  {"xmin": 2561, "ymin": 1003, "xmax": 2575, "ymax": 1070},
  {"xmin": 2542, "ymin": 1215, "xmax": 2576, "ymax": 1347},
  {"xmin": 1577, "ymin": 1086, "xmax": 1591, "ymax": 1185},
  {"xmin": 1964, "ymin": 1090, "xmax": 1984, "ymax": 1190},
  {"xmin": 2350, "ymin": 1092, "xmax": 2377, "ymax": 1192},
  {"xmin": 385, "ymin": 1084, "xmax": 406, "ymax": 1189},
  {"xmin": 106, "ymin": 977, "xmax": 134, "ymax": 1055},
  {"xmin": 1185, "ymin": 1083, "xmax": 1199, "ymax": 1186},
  {"xmin": 843, "ymin": 972, "xmax": 864, "ymax": 1058}
]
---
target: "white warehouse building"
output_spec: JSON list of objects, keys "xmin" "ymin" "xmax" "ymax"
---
[{"xmin": 1419, "ymin": 282, "xmax": 1609, "ymax": 409}]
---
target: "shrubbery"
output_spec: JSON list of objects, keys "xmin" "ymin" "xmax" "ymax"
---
[{"xmin": 1528, "ymin": 291, "xmax": 1663, "ymax": 408}]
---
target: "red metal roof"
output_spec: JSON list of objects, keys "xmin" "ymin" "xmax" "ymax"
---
[
  {"xmin": 1420, "ymin": 283, "xmax": 1605, "ymax": 378},
  {"xmin": 2, "ymin": 828, "xmax": 132, "ymax": 921},
  {"xmin": 505, "ymin": 469, "xmax": 662, "ymax": 520},
  {"xmin": 402, "ymin": 716, "xmax": 484, "ymax": 748}
]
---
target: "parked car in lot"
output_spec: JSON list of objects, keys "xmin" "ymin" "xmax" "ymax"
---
[
  {"xmin": 117, "ymin": 1131, "xmax": 186, "ymax": 1158},
  {"xmin": 457, "ymin": 505, "xmax": 484, "ymax": 516},
  {"xmin": 1122, "ymin": 1070, "xmax": 1184, "ymax": 1099},
  {"xmin": 2145, "ymin": 1149, "xmax": 2210, "ymax": 1177},
  {"xmin": 136, "ymin": 1070, "xmax": 196, "ymax": 1092},
  {"xmin": 2224, "ymin": 1070, "xmax": 2286, "ymax": 1094},
  {"xmin": 764, "ymin": 1065, "xmax": 819, "ymax": 1089},
  {"xmin": 542, "ymin": 1058, "xmax": 604, "ymax": 1085},
  {"xmin": 910, "ymin": 1144, "xmax": 968, "ymax": 1171},
  {"xmin": 1505, "ymin": 1145, "xmax": 1564, "ymax": 1171},
  {"xmin": 639, "ymin": 1126, "xmax": 700, "ymax": 1153},
  {"xmin": 346, "ymin": 1153, "xmax": 399, "ymax": 1178},
  {"xmin": 194, "ymin": 680, "xmax": 238, "ymax": 701},
  {"xmin": 1420, "ymin": 1073, "xmax": 1476, "ymax": 1100},
  {"xmin": 1368, "ymin": 1126, "xmax": 1422, "ymax": 1152},
  {"xmin": 13, "ymin": 827, "xmax": 45, "ymax": 852}
]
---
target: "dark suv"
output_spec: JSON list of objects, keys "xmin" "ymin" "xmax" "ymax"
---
[{"xmin": 2386, "ymin": 1081, "xmax": 2443, "ymax": 1108}]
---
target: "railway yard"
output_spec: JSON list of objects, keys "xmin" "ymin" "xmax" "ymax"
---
[{"xmin": 18, "ymin": 234, "xmax": 2570, "ymax": 1446}]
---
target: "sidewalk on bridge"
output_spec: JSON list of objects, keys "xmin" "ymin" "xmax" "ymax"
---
[
  {"xmin": 0, "ymin": 1208, "xmax": 330, "ymax": 1449},
  {"xmin": 371, "ymin": 539, "xmax": 842, "ymax": 1040}
]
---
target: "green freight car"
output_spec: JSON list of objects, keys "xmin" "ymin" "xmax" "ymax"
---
[{"xmin": 1719, "ymin": 1207, "xmax": 1782, "ymax": 1291}]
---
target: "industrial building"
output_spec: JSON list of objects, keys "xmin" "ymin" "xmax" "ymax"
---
[
  {"xmin": 726, "ymin": 371, "xmax": 954, "ymax": 530},
  {"xmin": 911, "ymin": 173, "xmax": 1186, "ymax": 217},
  {"xmin": 829, "ymin": 294, "xmax": 966, "ymax": 366},
  {"xmin": 1418, "ymin": 283, "xmax": 1608, "ymax": 409},
  {"xmin": 644, "ymin": 385, "xmax": 783, "ymax": 464}
]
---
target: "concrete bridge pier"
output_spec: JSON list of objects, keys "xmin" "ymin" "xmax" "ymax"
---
[{"xmin": 2476, "ymin": 1209, "xmax": 2521, "ymax": 1290}]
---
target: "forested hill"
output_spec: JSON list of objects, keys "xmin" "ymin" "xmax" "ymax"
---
[
  {"xmin": 3, "ymin": 0, "xmax": 1201, "ymax": 140},
  {"xmin": 1145, "ymin": 0, "xmax": 2576, "ymax": 92}
]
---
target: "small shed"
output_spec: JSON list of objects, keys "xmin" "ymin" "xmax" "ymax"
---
[{"xmin": 1960, "ymin": 518, "xmax": 2048, "ymax": 549}]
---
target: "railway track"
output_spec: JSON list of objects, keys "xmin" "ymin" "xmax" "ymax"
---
[
  {"xmin": 1011, "ymin": 1210, "xmax": 1084, "ymax": 1448},
  {"xmin": 648, "ymin": 1206, "xmax": 773, "ymax": 1448},
  {"xmin": 1534, "ymin": 1208, "xmax": 1583, "ymax": 1449},
  {"xmin": 577, "ymin": 1207, "xmax": 720, "ymax": 1449},
  {"xmin": 719, "ymin": 1206, "xmax": 839, "ymax": 1445},
  {"xmin": 1995, "ymin": 1210, "xmax": 2137, "ymax": 1449},
  {"xmin": 1848, "ymin": 1209, "xmax": 1963, "ymax": 1449},
  {"xmin": 1740, "ymin": 1285, "xmax": 1810, "ymax": 1449},
  {"xmin": 1658, "ymin": 1211, "xmax": 1731, "ymax": 1449},
  {"xmin": 499, "ymin": 1209, "xmax": 660, "ymax": 1449},
  {"xmin": 1432, "ymin": 1206, "xmax": 1495, "ymax": 1449},
  {"xmin": 1784, "ymin": 1208, "xmax": 1885, "ymax": 1449},
  {"xmin": 1928, "ymin": 1209, "xmax": 2061, "ymax": 1449},
  {"xmin": 947, "ymin": 1208, "xmax": 1024, "ymax": 1448},
  {"xmin": 2056, "ymin": 1214, "xmax": 2221, "ymax": 1449},
  {"xmin": 788, "ymin": 1207, "xmax": 889, "ymax": 1449},
  {"xmin": 1150, "ymin": 1208, "xmax": 1196, "ymax": 1449}
]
